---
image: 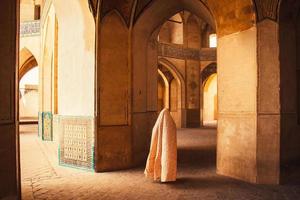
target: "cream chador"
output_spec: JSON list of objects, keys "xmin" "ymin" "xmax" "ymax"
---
[{"xmin": 144, "ymin": 108, "xmax": 177, "ymax": 182}]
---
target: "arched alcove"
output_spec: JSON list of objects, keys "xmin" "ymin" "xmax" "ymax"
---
[
  {"xmin": 158, "ymin": 13, "xmax": 184, "ymax": 44},
  {"xmin": 159, "ymin": 58, "xmax": 186, "ymax": 128},
  {"xmin": 203, "ymin": 73, "xmax": 217, "ymax": 127}
]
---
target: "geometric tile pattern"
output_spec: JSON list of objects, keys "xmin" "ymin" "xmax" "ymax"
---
[
  {"xmin": 58, "ymin": 116, "xmax": 95, "ymax": 171},
  {"xmin": 38, "ymin": 112, "xmax": 43, "ymax": 137},
  {"xmin": 42, "ymin": 112, "xmax": 53, "ymax": 141}
]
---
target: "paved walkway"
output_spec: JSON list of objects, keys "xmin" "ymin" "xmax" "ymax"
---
[{"xmin": 20, "ymin": 125, "xmax": 300, "ymax": 200}]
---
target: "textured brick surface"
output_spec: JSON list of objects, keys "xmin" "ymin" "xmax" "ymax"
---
[{"xmin": 20, "ymin": 126, "xmax": 300, "ymax": 200}]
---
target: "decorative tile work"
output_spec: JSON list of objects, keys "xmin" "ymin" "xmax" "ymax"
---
[
  {"xmin": 42, "ymin": 112, "xmax": 53, "ymax": 141},
  {"xmin": 38, "ymin": 112, "xmax": 53, "ymax": 140},
  {"xmin": 20, "ymin": 20, "xmax": 40, "ymax": 37},
  {"xmin": 158, "ymin": 43, "xmax": 200, "ymax": 60},
  {"xmin": 38, "ymin": 112, "xmax": 43, "ymax": 137},
  {"xmin": 200, "ymin": 48, "xmax": 217, "ymax": 61},
  {"xmin": 58, "ymin": 116, "xmax": 95, "ymax": 171},
  {"xmin": 158, "ymin": 43, "xmax": 217, "ymax": 61}
]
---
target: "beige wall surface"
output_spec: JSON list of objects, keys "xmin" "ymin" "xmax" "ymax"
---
[
  {"xmin": 20, "ymin": 36, "xmax": 40, "ymax": 65},
  {"xmin": 47, "ymin": 0, "xmax": 95, "ymax": 116},
  {"xmin": 20, "ymin": 89, "xmax": 39, "ymax": 119},
  {"xmin": 99, "ymin": 11, "xmax": 129, "ymax": 125},
  {"xmin": 217, "ymin": 27, "xmax": 258, "ymax": 183}
]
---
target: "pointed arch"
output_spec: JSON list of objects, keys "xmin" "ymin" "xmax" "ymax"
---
[
  {"xmin": 99, "ymin": 9, "xmax": 129, "ymax": 126},
  {"xmin": 158, "ymin": 58, "xmax": 185, "ymax": 109},
  {"xmin": 19, "ymin": 47, "xmax": 38, "ymax": 80},
  {"xmin": 159, "ymin": 58, "xmax": 186, "ymax": 127},
  {"xmin": 158, "ymin": 69, "xmax": 170, "ymax": 109}
]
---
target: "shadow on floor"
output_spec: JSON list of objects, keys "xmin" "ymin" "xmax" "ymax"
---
[{"xmin": 177, "ymin": 147, "xmax": 216, "ymax": 169}]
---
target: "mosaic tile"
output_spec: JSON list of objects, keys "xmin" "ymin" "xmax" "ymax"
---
[
  {"xmin": 38, "ymin": 112, "xmax": 43, "ymax": 137},
  {"xmin": 42, "ymin": 112, "xmax": 53, "ymax": 141},
  {"xmin": 58, "ymin": 116, "xmax": 95, "ymax": 171}
]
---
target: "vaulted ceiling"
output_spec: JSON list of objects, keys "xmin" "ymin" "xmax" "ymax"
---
[{"xmin": 89, "ymin": 0, "xmax": 281, "ymax": 29}]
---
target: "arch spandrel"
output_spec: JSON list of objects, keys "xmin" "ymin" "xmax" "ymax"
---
[{"xmin": 206, "ymin": 0, "xmax": 256, "ymax": 37}]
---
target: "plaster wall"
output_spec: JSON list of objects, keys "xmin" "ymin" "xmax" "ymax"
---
[
  {"xmin": 20, "ymin": 0, "xmax": 35, "ymax": 22},
  {"xmin": 20, "ymin": 89, "xmax": 39, "ymax": 119},
  {"xmin": 187, "ymin": 15, "xmax": 201, "ymax": 49},
  {"xmin": 217, "ymin": 27, "xmax": 258, "ymax": 183},
  {"xmin": 52, "ymin": 0, "xmax": 95, "ymax": 116},
  {"xmin": 158, "ymin": 14, "xmax": 183, "ymax": 45},
  {"xmin": 41, "ymin": 5, "xmax": 55, "ymax": 112},
  {"xmin": 169, "ymin": 21, "xmax": 183, "ymax": 44},
  {"xmin": 20, "ymin": 36, "xmax": 40, "ymax": 65}
]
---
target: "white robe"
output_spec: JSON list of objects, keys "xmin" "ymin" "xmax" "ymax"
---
[{"xmin": 144, "ymin": 108, "xmax": 177, "ymax": 182}]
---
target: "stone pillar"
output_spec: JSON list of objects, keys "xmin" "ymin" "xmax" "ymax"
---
[
  {"xmin": 217, "ymin": 27, "xmax": 258, "ymax": 183},
  {"xmin": 0, "ymin": 0, "xmax": 20, "ymax": 198},
  {"xmin": 217, "ymin": 23, "xmax": 281, "ymax": 184},
  {"xmin": 96, "ymin": 11, "xmax": 132, "ymax": 171},
  {"xmin": 185, "ymin": 14, "xmax": 201, "ymax": 128},
  {"xmin": 186, "ymin": 60, "xmax": 200, "ymax": 127},
  {"xmin": 257, "ymin": 19, "xmax": 280, "ymax": 184}
]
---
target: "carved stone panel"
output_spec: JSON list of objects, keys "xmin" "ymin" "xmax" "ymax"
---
[{"xmin": 158, "ymin": 43, "xmax": 216, "ymax": 61}]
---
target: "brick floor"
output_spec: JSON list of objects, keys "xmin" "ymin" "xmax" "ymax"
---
[{"xmin": 20, "ymin": 125, "xmax": 300, "ymax": 200}]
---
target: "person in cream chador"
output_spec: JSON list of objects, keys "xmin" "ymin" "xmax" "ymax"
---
[{"xmin": 144, "ymin": 108, "xmax": 177, "ymax": 183}]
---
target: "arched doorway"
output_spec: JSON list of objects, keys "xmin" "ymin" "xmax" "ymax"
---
[
  {"xmin": 19, "ymin": 48, "xmax": 39, "ymax": 123},
  {"xmin": 201, "ymin": 63, "xmax": 217, "ymax": 127},
  {"xmin": 157, "ymin": 69, "xmax": 169, "ymax": 112},
  {"xmin": 159, "ymin": 58, "xmax": 186, "ymax": 128},
  {"xmin": 203, "ymin": 73, "xmax": 217, "ymax": 127}
]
